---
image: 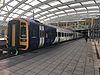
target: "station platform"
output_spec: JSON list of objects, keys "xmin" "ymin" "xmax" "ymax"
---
[{"xmin": 0, "ymin": 39, "xmax": 98, "ymax": 75}]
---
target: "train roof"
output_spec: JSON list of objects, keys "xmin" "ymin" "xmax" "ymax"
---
[{"xmin": 14, "ymin": 18, "xmax": 74, "ymax": 32}]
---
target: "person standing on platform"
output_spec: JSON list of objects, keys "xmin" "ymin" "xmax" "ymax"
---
[{"xmin": 84, "ymin": 34, "xmax": 88, "ymax": 42}]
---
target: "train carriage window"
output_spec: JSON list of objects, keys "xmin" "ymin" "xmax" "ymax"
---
[
  {"xmin": 58, "ymin": 32, "xmax": 61, "ymax": 37},
  {"xmin": 21, "ymin": 27, "xmax": 26, "ymax": 36},
  {"xmin": 20, "ymin": 22, "xmax": 26, "ymax": 37},
  {"xmin": 62, "ymin": 33, "xmax": 64, "ymax": 37},
  {"xmin": 67, "ymin": 33, "xmax": 69, "ymax": 37},
  {"xmin": 46, "ymin": 33, "xmax": 48, "ymax": 38},
  {"xmin": 67, "ymin": 33, "xmax": 68, "ymax": 36},
  {"xmin": 65, "ymin": 33, "xmax": 66, "ymax": 37},
  {"xmin": 69, "ymin": 33, "xmax": 71, "ymax": 36},
  {"xmin": 40, "ymin": 30, "xmax": 45, "ymax": 37}
]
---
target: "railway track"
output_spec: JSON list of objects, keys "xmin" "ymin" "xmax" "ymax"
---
[
  {"xmin": 0, "ymin": 46, "xmax": 14, "ymax": 60},
  {"xmin": 0, "ymin": 40, "xmax": 14, "ymax": 60}
]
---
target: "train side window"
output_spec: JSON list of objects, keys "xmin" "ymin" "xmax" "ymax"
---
[
  {"xmin": 21, "ymin": 27, "xmax": 26, "ymax": 36},
  {"xmin": 46, "ymin": 33, "xmax": 48, "ymax": 38},
  {"xmin": 40, "ymin": 30, "xmax": 45, "ymax": 37},
  {"xmin": 32, "ymin": 29, "xmax": 36, "ymax": 38},
  {"xmin": 66, "ymin": 33, "xmax": 67, "ymax": 37},
  {"xmin": 67, "ymin": 33, "xmax": 69, "ymax": 37},
  {"xmin": 64, "ymin": 33, "xmax": 66, "ymax": 37},
  {"xmin": 58, "ymin": 32, "xmax": 61, "ymax": 37},
  {"xmin": 62, "ymin": 33, "xmax": 64, "ymax": 37},
  {"xmin": 65, "ymin": 33, "xmax": 66, "ymax": 37},
  {"xmin": 20, "ymin": 23, "xmax": 26, "ymax": 37},
  {"xmin": 69, "ymin": 33, "xmax": 71, "ymax": 36}
]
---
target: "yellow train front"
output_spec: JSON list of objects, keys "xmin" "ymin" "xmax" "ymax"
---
[
  {"xmin": 7, "ymin": 18, "xmax": 81, "ymax": 55},
  {"xmin": 7, "ymin": 18, "xmax": 29, "ymax": 55}
]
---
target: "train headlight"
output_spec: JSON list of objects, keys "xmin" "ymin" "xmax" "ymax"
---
[{"xmin": 20, "ymin": 39, "xmax": 26, "ymax": 42}]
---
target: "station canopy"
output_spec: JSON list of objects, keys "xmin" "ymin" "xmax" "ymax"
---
[{"xmin": 0, "ymin": 0, "xmax": 100, "ymax": 24}]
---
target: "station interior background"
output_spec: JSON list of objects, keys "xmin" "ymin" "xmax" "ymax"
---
[{"xmin": 0, "ymin": 0, "xmax": 100, "ymax": 41}]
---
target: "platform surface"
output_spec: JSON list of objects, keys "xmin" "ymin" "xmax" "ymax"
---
[{"xmin": 0, "ymin": 39, "xmax": 96, "ymax": 75}]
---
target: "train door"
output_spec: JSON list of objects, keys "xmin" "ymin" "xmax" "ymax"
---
[
  {"xmin": 30, "ymin": 22, "xmax": 39, "ymax": 49},
  {"xmin": 39, "ymin": 25, "xmax": 45, "ymax": 47},
  {"xmin": 8, "ymin": 20, "xmax": 20, "ymax": 52},
  {"xmin": 44, "ymin": 26, "xmax": 51, "ymax": 46},
  {"xmin": 44, "ymin": 27, "xmax": 56, "ymax": 46}
]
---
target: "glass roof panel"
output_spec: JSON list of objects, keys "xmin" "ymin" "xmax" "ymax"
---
[
  {"xmin": 18, "ymin": 4, "xmax": 25, "ymax": 8},
  {"xmin": 29, "ymin": 0, "xmax": 40, "ymax": 6},
  {"xmin": 75, "ymin": 7, "xmax": 86, "ymax": 11},
  {"xmin": 49, "ymin": 8, "xmax": 58, "ymax": 12},
  {"xmin": 5, "ymin": 0, "xmax": 10, "ymax": 3},
  {"xmin": 55, "ymin": 11, "xmax": 65, "ymax": 15},
  {"xmin": 77, "ymin": 11, "xmax": 87, "ymax": 14},
  {"xmin": 9, "ymin": 13, "xmax": 14, "ymax": 17},
  {"xmin": 21, "ymin": 16, "xmax": 27, "ymax": 18},
  {"xmin": 60, "ymin": 0, "xmax": 74, "ymax": 3},
  {"xmin": 96, "ymin": 0, "xmax": 100, "ymax": 3},
  {"xmin": 87, "ymin": 6, "xmax": 99, "ymax": 9},
  {"xmin": 68, "ymin": 12, "xmax": 76, "ymax": 15},
  {"xmin": 12, "ymin": 14, "xmax": 19, "ymax": 18},
  {"xmin": 13, "ymin": 9, "xmax": 19, "ymax": 13},
  {"xmin": 69, "ymin": 3, "xmax": 81, "ymax": 7},
  {"xmin": 25, "ymin": 12, "xmax": 33, "ymax": 16},
  {"xmin": 3, "ymin": 6, "xmax": 12, "ymax": 11},
  {"xmin": 58, "ymin": 5, "xmax": 69, "ymax": 9},
  {"xmin": 40, "ymin": 16, "xmax": 46, "ymax": 20},
  {"xmin": 59, "ymin": 14, "xmax": 66, "ymax": 17},
  {"xmin": 6, "ymin": 18, "xmax": 12, "ymax": 21},
  {"xmin": 50, "ymin": 16, "xmax": 58, "ymax": 19},
  {"xmin": 25, "ymin": 0, "xmax": 33, "ymax": 3},
  {"xmin": 40, "ymin": 11, "xmax": 49, "ymax": 15},
  {"xmin": 49, "ymin": 1, "xmax": 61, "ymax": 6},
  {"xmin": 33, "ymin": 8, "xmax": 41, "ymax": 13},
  {"xmin": 39, "ymin": 0, "xmax": 46, "ymax": 2},
  {"xmin": 3, "ymin": 6, "xmax": 8, "ymax": 11},
  {"xmin": 81, "ymin": 1, "xmax": 95, "ymax": 5},
  {"xmin": 0, "ymin": 0, "xmax": 3, "ymax": 7},
  {"xmin": 22, "ymin": 5, "xmax": 31, "ymax": 10},
  {"xmin": 0, "ymin": 11, "xmax": 7, "ymax": 15},
  {"xmin": 18, "ymin": 0, "xmax": 23, "ymax": 1},
  {"xmin": 44, "ymin": 18, "xmax": 50, "ymax": 21},
  {"xmin": 46, "ymin": 14, "xmax": 54, "ymax": 17},
  {"xmin": 65, "ymin": 9, "xmax": 75, "ymax": 12},
  {"xmin": 88, "ymin": 10, "xmax": 99, "ymax": 13},
  {"xmin": 1, "ymin": 0, "xmax": 100, "ymax": 22},
  {"xmin": 16, "ymin": 10, "xmax": 24, "ymax": 14},
  {"xmin": 0, "ymin": 17, "xmax": 4, "ymax": 20},
  {"xmin": 39, "ymin": 5, "xmax": 50, "ymax": 9},
  {"xmin": 6, "ymin": 6, "xmax": 12, "ymax": 11},
  {"xmin": 8, "ymin": 0, "xmax": 19, "ymax": 7},
  {"xmin": 34, "ymin": 14, "xmax": 40, "ymax": 18}
]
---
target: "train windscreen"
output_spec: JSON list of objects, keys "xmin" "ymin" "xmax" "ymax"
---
[{"xmin": 21, "ymin": 22, "xmax": 26, "ymax": 38}]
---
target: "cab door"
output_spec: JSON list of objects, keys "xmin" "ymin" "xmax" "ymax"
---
[{"xmin": 8, "ymin": 20, "xmax": 20, "ymax": 50}]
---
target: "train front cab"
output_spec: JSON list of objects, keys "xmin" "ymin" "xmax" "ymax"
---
[{"xmin": 7, "ymin": 19, "xmax": 29, "ymax": 54}]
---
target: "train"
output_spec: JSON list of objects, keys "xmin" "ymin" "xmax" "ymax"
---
[{"xmin": 7, "ymin": 18, "xmax": 82, "ymax": 55}]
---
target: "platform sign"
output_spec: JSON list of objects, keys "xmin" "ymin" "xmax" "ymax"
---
[{"xmin": 0, "ymin": 0, "xmax": 4, "ymax": 7}]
